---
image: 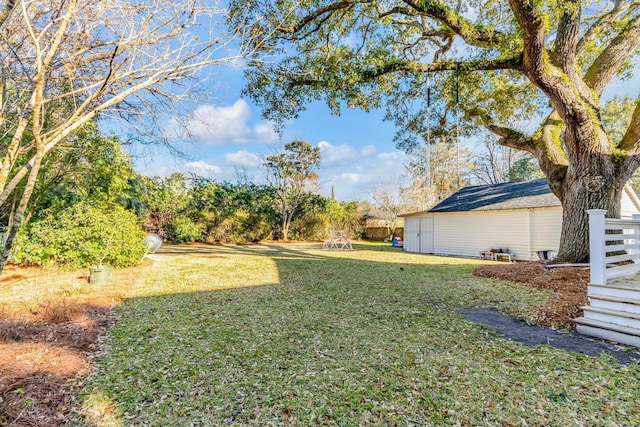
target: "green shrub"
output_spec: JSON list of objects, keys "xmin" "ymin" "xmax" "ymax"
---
[
  {"xmin": 207, "ymin": 209, "xmax": 273, "ymax": 243},
  {"xmin": 170, "ymin": 215, "xmax": 205, "ymax": 243},
  {"xmin": 289, "ymin": 211, "xmax": 327, "ymax": 240},
  {"xmin": 15, "ymin": 201, "xmax": 147, "ymax": 268}
]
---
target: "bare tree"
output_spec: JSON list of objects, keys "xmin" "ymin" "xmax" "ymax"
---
[
  {"xmin": 0, "ymin": 0, "xmax": 264, "ymax": 273},
  {"xmin": 370, "ymin": 178, "xmax": 411, "ymax": 240},
  {"xmin": 470, "ymin": 135, "xmax": 537, "ymax": 185},
  {"xmin": 403, "ymin": 137, "xmax": 474, "ymax": 211}
]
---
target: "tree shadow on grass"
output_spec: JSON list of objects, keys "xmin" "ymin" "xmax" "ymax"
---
[{"xmin": 155, "ymin": 241, "xmax": 327, "ymax": 259}]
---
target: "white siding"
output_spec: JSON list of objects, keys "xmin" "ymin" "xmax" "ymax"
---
[
  {"xmin": 402, "ymin": 196, "xmax": 638, "ymax": 261},
  {"xmin": 622, "ymin": 187, "xmax": 640, "ymax": 218},
  {"xmin": 432, "ymin": 210, "xmax": 532, "ymax": 260},
  {"xmin": 529, "ymin": 207, "xmax": 562, "ymax": 255}
]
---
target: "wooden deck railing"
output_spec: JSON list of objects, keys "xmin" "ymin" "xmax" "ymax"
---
[{"xmin": 588, "ymin": 209, "xmax": 640, "ymax": 285}]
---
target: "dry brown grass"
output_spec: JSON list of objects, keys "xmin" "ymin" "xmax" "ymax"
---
[{"xmin": 0, "ymin": 262, "xmax": 149, "ymax": 426}]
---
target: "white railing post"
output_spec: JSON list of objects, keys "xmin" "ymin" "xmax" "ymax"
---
[
  {"xmin": 633, "ymin": 214, "xmax": 640, "ymax": 263},
  {"xmin": 588, "ymin": 209, "xmax": 608, "ymax": 285}
]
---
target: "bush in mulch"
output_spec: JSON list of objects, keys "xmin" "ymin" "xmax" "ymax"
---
[{"xmin": 473, "ymin": 262, "xmax": 590, "ymax": 330}]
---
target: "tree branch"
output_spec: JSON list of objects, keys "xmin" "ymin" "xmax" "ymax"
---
[
  {"xmin": 552, "ymin": 0, "xmax": 580, "ymax": 76},
  {"xmin": 378, "ymin": 6, "xmax": 418, "ymax": 19},
  {"xmin": 470, "ymin": 106, "xmax": 569, "ymax": 198},
  {"xmin": 280, "ymin": 0, "xmax": 370, "ymax": 34},
  {"xmin": 583, "ymin": 15, "xmax": 640, "ymax": 95},
  {"xmin": 402, "ymin": 0, "xmax": 506, "ymax": 47},
  {"xmin": 0, "ymin": 0, "xmax": 16, "ymax": 29},
  {"xmin": 534, "ymin": 111, "xmax": 570, "ymax": 197},
  {"xmin": 576, "ymin": 0, "xmax": 640, "ymax": 57},
  {"xmin": 620, "ymin": 101, "xmax": 640, "ymax": 152},
  {"xmin": 508, "ymin": 0, "xmax": 596, "ymax": 129},
  {"xmin": 289, "ymin": 55, "xmax": 523, "ymax": 88},
  {"xmin": 508, "ymin": 0, "xmax": 549, "ymax": 80},
  {"xmin": 282, "ymin": 0, "xmax": 505, "ymax": 48},
  {"xmin": 468, "ymin": 106, "xmax": 536, "ymax": 152}
]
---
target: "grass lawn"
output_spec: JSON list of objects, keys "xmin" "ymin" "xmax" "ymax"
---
[{"xmin": 73, "ymin": 242, "xmax": 640, "ymax": 426}]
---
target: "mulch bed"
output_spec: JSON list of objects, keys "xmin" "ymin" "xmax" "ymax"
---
[
  {"xmin": 0, "ymin": 303, "xmax": 114, "ymax": 426},
  {"xmin": 473, "ymin": 262, "xmax": 590, "ymax": 329},
  {"xmin": 0, "ymin": 263, "xmax": 145, "ymax": 426}
]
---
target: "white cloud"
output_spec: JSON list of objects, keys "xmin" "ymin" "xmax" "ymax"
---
[
  {"xmin": 254, "ymin": 122, "xmax": 279, "ymax": 144},
  {"xmin": 340, "ymin": 173, "xmax": 373, "ymax": 184},
  {"xmin": 361, "ymin": 145, "xmax": 378, "ymax": 156},
  {"xmin": 184, "ymin": 160, "xmax": 222, "ymax": 177},
  {"xmin": 377, "ymin": 151, "xmax": 405, "ymax": 167},
  {"xmin": 317, "ymin": 148, "xmax": 407, "ymax": 201},
  {"xmin": 318, "ymin": 140, "xmax": 378, "ymax": 166},
  {"xmin": 183, "ymin": 99, "xmax": 279, "ymax": 145},
  {"xmin": 378, "ymin": 152, "xmax": 404, "ymax": 160},
  {"xmin": 226, "ymin": 150, "xmax": 262, "ymax": 169}
]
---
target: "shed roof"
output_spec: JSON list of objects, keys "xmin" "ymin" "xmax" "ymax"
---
[{"xmin": 429, "ymin": 178, "xmax": 560, "ymax": 213}]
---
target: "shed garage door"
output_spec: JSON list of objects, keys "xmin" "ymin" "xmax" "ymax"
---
[
  {"xmin": 419, "ymin": 217, "xmax": 433, "ymax": 253},
  {"xmin": 404, "ymin": 215, "xmax": 433, "ymax": 254},
  {"xmin": 404, "ymin": 217, "xmax": 420, "ymax": 252}
]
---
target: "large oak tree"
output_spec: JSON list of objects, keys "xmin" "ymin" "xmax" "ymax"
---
[{"xmin": 230, "ymin": 0, "xmax": 640, "ymax": 262}]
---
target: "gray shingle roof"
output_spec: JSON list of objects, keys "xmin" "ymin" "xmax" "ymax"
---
[{"xmin": 428, "ymin": 178, "xmax": 560, "ymax": 213}]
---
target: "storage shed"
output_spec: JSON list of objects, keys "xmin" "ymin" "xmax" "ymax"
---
[{"xmin": 400, "ymin": 179, "xmax": 640, "ymax": 261}]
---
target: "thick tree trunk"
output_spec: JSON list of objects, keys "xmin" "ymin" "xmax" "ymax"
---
[{"xmin": 554, "ymin": 172, "xmax": 621, "ymax": 263}]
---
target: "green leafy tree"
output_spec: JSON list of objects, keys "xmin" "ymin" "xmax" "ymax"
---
[
  {"xmin": 598, "ymin": 96, "xmax": 640, "ymax": 191},
  {"xmin": 0, "ymin": 122, "xmax": 138, "ymax": 226},
  {"xmin": 141, "ymin": 173, "xmax": 192, "ymax": 239},
  {"xmin": 509, "ymin": 155, "xmax": 544, "ymax": 182},
  {"xmin": 602, "ymin": 97, "xmax": 638, "ymax": 145},
  {"xmin": 189, "ymin": 179, "xmax": 278, "ymax": 243},
  {"xmin": 264, "ymin": 140, "xmax": 321, "ymax": 240},
  {"xmin": 288, "ymin": 192, "xmax": 328, "ymax": 240},
  {"xmin": 231, "ymin": 0, "xmax": 640, "ymax": 262},
  {"xmin": 170, "ymin": 215, "xmax": 206, "ymax": 243},
  {"xmin": 325, "ymin": 199, "xmax": 365, "ymax": 238}
]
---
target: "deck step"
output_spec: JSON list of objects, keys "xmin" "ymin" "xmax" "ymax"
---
[
  {"xmin": 588, "ymin": 283, "xmax": 640, "ymax": 300},
  {"xmin": 590, "ymin": 295, "xmax": 640, "ymax": 305},
  {"xmin": 575, "ymin": 317, "xmax": 640, "ymax": 347},
  {"xmin": 589, "ymin": 295, "xmax": 640, "ymax": 315},
  {"xmin": 581, "ymin": 306, "xmax": 640, "ymax": 329}
]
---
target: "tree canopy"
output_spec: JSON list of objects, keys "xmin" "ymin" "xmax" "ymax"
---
[{"xmin": 231, "ymin": 0, "xmax": 640, "ymax": 262}]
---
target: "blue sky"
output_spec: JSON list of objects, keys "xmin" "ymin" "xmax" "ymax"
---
[
  {"xmin": 132, "ymin": 60, "xmax": 640, "ymax": 202},
  {"xmin": 133, "ymin": 65, "xmax": 406, "ymax": 202}
]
